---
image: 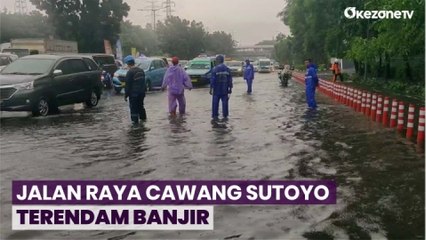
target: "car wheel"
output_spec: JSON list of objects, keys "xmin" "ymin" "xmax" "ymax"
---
[
  {"xmin": 85, "ymin": 90, "xmax": 99, "ymax": 107},
  {"xmin": 146, "ymin": 80, "xmax": 152, "ymax": 92},
  {"xmin": 32, "ymin": 97, "xmax": 50, "ymax": 117}
]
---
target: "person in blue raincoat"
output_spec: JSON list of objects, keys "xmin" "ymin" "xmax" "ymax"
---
[
  {"xmin": 210, "ymin": 55, "xmax": 233, "ymax": 119},
  {"xmin": 124, "ymin": 55, "xmax": 147, "ymax": 124},
  {"xmin": 243, "ymin": 59, "xmax": 255, "ymax": 94},
  {"xmin": 304, "ymin": 59, "xmax": 318, "ymax": 109}
]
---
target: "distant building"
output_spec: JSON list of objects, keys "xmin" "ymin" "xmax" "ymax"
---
[{"xmin": 231, "ymin": 45, "xmax": 274, "ymax": 60}]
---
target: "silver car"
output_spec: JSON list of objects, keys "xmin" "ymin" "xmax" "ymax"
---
[{"xmin": 0, "ymin": 53, "xmax": 19, "ymax": 71}]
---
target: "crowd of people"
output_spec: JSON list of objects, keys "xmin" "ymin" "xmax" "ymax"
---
[{"xmin": 122, "ymin": 54, "xmax": 321, "ymax": 124}]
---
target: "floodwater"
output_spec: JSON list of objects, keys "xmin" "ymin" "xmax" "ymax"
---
[{"xmin": 1, "ymin": 73, "xmax": 424, "ymax": 240}]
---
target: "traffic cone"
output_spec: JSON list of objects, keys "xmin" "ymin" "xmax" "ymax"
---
[
  {"xmin": 361, "ymin": 91, "xmax": 366, "ymax": 113},
  {"xmin": 375, "ymin": 95, "xmax": 383, "ymax": 122},
  {"xmin": 371, "ymin": 94, "xmax": 377, "ymax": 120},
  {"xmin": 397, "ymin": 101, "xmax": 405, "ymax": 132},
  {"xmin": 382, "ymin": 97, "xmax": 390, "ymax": 127},
  {"xmin": 406, "ymin": 104, "xmax": 415, "ymax": 139},
  {"xmin": 417, "ymin": 107, "xmax": 425, "ymax": 146},
  {"xmin": 390, "ymin": 99, "xmax": 398, "ymax": 128},
  {"xmin": 365, "ymin": 92, "xmax": 371, "ymax": 116}
]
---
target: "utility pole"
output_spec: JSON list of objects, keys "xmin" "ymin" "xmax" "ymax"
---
[
  {"xmin": 138, "ymin": 1, "xmax": 166, "ymax": 31},
  {"xmin": 162, "ymin": 0, "xmax": 175, "ymax": 18},
  {"xmin": 14, "ymin": 0, "xmax": 28, "ymax": 14}
]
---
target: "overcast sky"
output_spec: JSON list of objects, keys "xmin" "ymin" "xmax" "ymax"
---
[{"xmin": 2, "ymin": 0, "xmax": 290, "ymax": 45}]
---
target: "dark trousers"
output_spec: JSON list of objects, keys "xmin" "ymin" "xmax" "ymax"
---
[
  {"xmin": 129, "ymin": 93, "xmax": 146, "ymax": 123},
  {"xmin": 212, "ymin": 94, "xmax": 229, "ymax": 118},
  {"xmin": 333, "ymin": 73, "xmax": 343, "ymax": 82}
]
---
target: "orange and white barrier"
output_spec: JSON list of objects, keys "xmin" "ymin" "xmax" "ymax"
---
[
  {"xmin": 390, "ymin": 99, "xmax": 398, "ymax": 128},
  {"xmin": 375, "ymin": 95, "xmax": 383, "ymax": 122},
  {"xmin": 417, "ymin": 107, "xmax": 425, "ymax": 146},
  {"xmin": 357, "ymin": 90, "xmax": 362, "ymax": 112},
  {"xmin": 290, "ymin": 73, "xmax": 425, "ymax": 148},
  {"xmin": 397, "ymin": 102, "xmax": 405, "ymax": 132},
  {"xmin": 406, "ymin": 104, "xmax": 415, "ymax": 139},
  {"xmin": 365, "ymin": 93, "xmax": 371, "ymax": 116},
  {"xmin": 371, "ymin": 94, "xmax": 377, "ymax": 120},
  {"xmin": 361, "ymin": 92, "xmax": 366, "ymax": 113},
  {"xmin": 382, "ymin": 97, "xmax": 390, "ymax": 127}
]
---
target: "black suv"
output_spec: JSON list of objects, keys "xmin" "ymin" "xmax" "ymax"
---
[
  {"xmin": 0, "ymin": 54, "xmax": 103, "ymax": 116},
  {"xmin": 84, "ymin": 53, "xmax": 118, "ymax": 76}
]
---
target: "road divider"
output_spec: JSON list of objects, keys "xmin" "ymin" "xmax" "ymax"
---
[{"xmin": 291, "ymin": 72, "xmax": 425, "ymax": 147}]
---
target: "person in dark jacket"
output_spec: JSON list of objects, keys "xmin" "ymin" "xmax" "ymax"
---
[
  {"xmin": 243, "ymin": 59, "xmax": 255, "ymax": 94},
  {"xmin": 210, "ymin": 55, "xmax": 233, "ymax": 119},
  {"xmin": 124, "ymin": 55, "xmax": 147, "ymax": 124}
]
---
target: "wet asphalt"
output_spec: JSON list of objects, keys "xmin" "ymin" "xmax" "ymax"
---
[{"xmin": 0, "ymin": 73, "xmax": 424, "ymax": 240}]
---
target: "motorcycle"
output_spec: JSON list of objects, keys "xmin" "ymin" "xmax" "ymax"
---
[
  {"xmin": 101, "ymin": 71, "xmax": 113, "ymax": 89},
  {"xmin": 278, "ymin": 70, "xmax": 291, "ymax": 87},
  {"xmin": 112, "ymin": 77, "xmax": 124, "ymax": 94}
]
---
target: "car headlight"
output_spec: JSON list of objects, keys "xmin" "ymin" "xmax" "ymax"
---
[{"xmin": 15, "ymin": 81, "xmax": 34, "ymax": 90}]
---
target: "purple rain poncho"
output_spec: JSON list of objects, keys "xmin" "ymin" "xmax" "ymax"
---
[{"xmin": 161, "ymin": 65, "xmax": 193, "ymax": 95}]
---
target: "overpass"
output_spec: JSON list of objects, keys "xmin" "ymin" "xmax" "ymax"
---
[{"xmin": 231, "ymin": 45, "xmax": 274, "ymax": 60}]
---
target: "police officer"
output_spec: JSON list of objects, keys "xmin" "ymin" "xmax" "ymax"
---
[
  {"xmin": 124, "ymin": 55, "xmax": 147, "ymax": 123},
  {"xmin": 304, "ymin": 59, "xmax": 318, "ymax": 109},
  {"xmin": 210, "ymin": 55, "xmax": 233, "ymax": 119},
  {"xmin": 243, "ymin": 59, "xmax": 255, "ymax": 94}
]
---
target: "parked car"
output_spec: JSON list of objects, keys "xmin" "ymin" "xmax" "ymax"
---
[
  {"xmin": 0, "ymin": 53, "xmax": 19, "ymax": 71},
  {"xmin": 1, "ymin": 48, "xmax": 30, "ymax": 58},
  {"xmin": 258, "ymin": 58, "xmax": 272, "ymax": 73},
  {"xmin": 253, "ymin": 61, "xmax": 259, "ymax": 72},
  {"xmin": 115, "ymin": 59, "xmax": 123, "ymax": 68},
  {"xmin": 179, "ymin": 60, "xmax": 189, "ymax": 69},
  {"xmin": 81, "ymin": 53, "xmax": 117, "ymax": 76},
  {"xmin": 0, "ymin": 54, "xmax": 102, "ymax": 116},
  {"xmin": 112, "ymin": 57, "xmax": 168, "ymax": 93},
  {"xmin": 185, "ymin": 57, "xmax": 216, "ymax": 85},
  {"xmin": 226, "ymin": 60, "xmax": 243, "ymax": 77}
]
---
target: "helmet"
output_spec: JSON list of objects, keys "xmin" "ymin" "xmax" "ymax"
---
[
  {"xmin": 215, "ymin": 55, "xmax": 224, "ymax": 64},
  {"xmin": 124, "ymin": 55, "xmax": 135, "ymax": 64},
  {"xmin": 172, "ymin": 56, "xmax": 179, "ymax": 65}
]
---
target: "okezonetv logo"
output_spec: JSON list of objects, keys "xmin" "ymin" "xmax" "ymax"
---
[{"xmin": 344, "ymin": 7, "xmax": 414, "ymax": 19}]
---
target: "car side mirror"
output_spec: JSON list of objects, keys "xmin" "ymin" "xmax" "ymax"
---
[
  {"xmin": 150, "ymin": 66, "xmax": 155, "ymax": 71},
  {"xmin": 53, "ymin": 69, "xmax": 63, "ymax": 76}
]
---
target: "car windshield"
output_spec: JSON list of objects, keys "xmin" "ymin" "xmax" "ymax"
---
[
  {"xmin": 93, "ymin": 56, "xmax": 115, "ymax": 66},
  {"xmin": 135, "ymin": 58, "xmax": 151, "ymax": 71},
  {"xmin": 188, "ymin": 62, "xmax": 210, "ymax": 70},
  {"xmin": 1, "ymin": 58, "xmax": 55, "ymax": 75},
  {"xmin": 2, "ymin": 49, "xmax": 29, "ymax": 58},
  {"xmin": 260, "ymin": 61, "xmax": 270, "ymax": 66},
  {"xmin": 226, "ymin": 62, "xmax": 241, "ymax": 67}
]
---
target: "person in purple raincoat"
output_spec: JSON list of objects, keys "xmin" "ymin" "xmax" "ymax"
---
[{"xmin": 161, "ymin": 57, "xmax": 193, "ymax": 116}]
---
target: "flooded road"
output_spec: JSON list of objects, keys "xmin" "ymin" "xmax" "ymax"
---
[{"xmin": 1, "ymin": 73, "xmax": 424, "ymax": 239}]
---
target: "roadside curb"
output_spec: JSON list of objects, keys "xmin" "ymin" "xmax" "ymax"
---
[{"xmin": 292, "ymin": 72, "xmax": 425, "ymax": 149}]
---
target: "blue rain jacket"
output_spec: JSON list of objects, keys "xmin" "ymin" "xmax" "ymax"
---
[{"xmin": 210, "ymin": 63, "xmax": 233, "ymax": 95}]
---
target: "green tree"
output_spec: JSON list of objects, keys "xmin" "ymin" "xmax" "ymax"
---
[
  {"xmin": 30, "ymin": 0, "xmax": 130, "ymax": 53},
  {"xmin": 119, "ymin": 21, "xmax": 160, "ymax": 56},
  {"xmin": 0, "ymin": 11, "xmax": 54, "ymax": 43},
  {"xmin": 205, "ymin": 31, "xmax": 236, "ymax": 56},
  {"xmin": 156, "ymin": 16, "xmax": 208, "ymax": 59},
  {"xmin": 276, "ymin": 0, "xmax": 424, "ymax": 85}
]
